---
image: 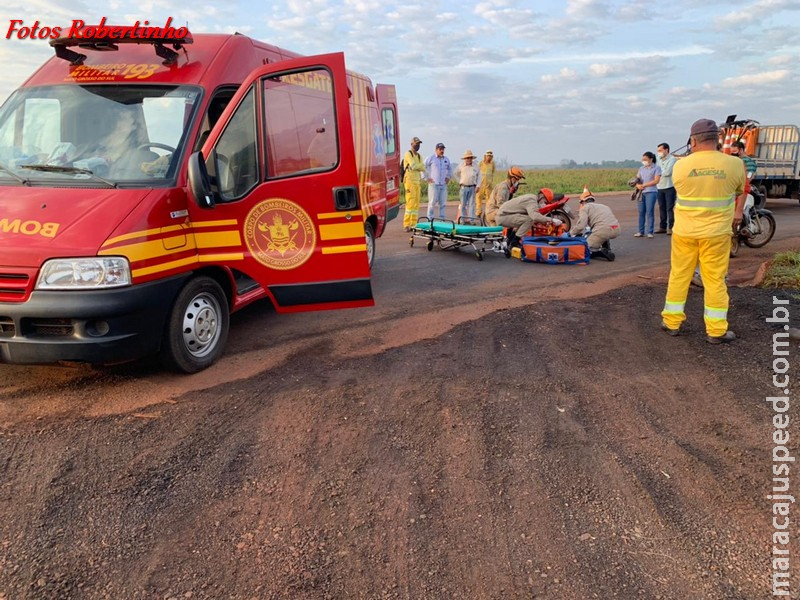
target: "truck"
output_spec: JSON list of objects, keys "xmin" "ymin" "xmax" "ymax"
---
[
  {"xmin": 720, "ymin": 116, "xmax": 800, "ymax": 203},
  {"xmin": 0, "ymin": 27, "xmax": 402, "ymax": 372}
]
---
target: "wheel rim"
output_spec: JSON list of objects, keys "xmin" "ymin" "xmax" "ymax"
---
[
  {"xmin": 365, "ymin": 229, "xmax": 375, "ymax": 266},
  {"xmin": 745, "ymin": 214, "xmax": 774, "ymax": 247},
  {"xmin": 181, "ymin": 292, "xmax": 222, "ymax": 358}
]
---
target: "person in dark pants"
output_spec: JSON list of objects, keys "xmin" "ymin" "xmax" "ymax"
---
[{"xmin": 656, "ymin": 142, "xmax": 677, "ymax": 234}]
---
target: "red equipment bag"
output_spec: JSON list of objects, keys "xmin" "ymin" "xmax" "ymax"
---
[{"xmin": 519, "ymin": 236, "xmax": 590, "ymax": 265}]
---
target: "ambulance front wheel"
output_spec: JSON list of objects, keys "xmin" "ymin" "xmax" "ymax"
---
[
  {"xmin": 160, "ymin": 276, "xmax": 230, "ymax": 374},
  {"xmin": 365, "ymin": 221, "xmax": 376, "ymax": 268}
]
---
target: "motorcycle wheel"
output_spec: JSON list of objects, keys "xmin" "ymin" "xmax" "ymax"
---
[
  {"xmin": 744, "ymin": 211, "xmax": 776, "ymax": 248},
  {"xmin": 730, "ymin": 235, "xmax": 740, "ymax": 258},
  {"xmin": 551, "ymin": 209, "xmax": 571, "ymax": 232}
]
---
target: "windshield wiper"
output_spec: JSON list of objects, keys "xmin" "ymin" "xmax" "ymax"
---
[
  {"xmin": 19, "ymin": 164, "xmax": 117, "ymax": 188},
  {"xmin": 0, "ymin": 161, "xmax": 31, "ymax": 185}
]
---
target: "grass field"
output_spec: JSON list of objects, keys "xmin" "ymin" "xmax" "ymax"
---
[
  {"xmin": 761, "ymin": 250, "xmax": 800, "ymax": 289},
  {"xmin": 404, "ymin": 168, "xmax": 636, "ymax": 202}
]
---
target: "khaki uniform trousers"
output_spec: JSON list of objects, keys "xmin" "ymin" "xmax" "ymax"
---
[{"xmin": 476, "ymin": 181, "xmax": 493, "ymax": 219}]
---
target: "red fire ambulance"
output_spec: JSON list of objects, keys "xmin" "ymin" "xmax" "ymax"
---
[{"xmin": 0, "ymin": 29, "xmax": 402, "ymax": 372}]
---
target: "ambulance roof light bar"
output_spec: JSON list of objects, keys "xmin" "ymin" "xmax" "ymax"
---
[{"xmin": 50, "ymin": 26, "xmax": 193, "ymax": 66}]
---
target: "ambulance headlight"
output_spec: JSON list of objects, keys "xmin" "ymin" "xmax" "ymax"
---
[{"xmin": 36, "ymin": 257, "xmax": 131, "ymax": 289}]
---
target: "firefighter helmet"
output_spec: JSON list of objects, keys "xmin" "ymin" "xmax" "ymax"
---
[
  {"xmin": 507, "ymin": 166, "xmax": 525, "ymax": 180},
  {"xmin": 538, "ymin": 188, "xmax": 554, "ymax": 203}
]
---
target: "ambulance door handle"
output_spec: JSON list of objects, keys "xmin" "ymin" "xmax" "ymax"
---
[{"xmin": 333, "ymin": 186, "xmax": 358, "ymax": 211}]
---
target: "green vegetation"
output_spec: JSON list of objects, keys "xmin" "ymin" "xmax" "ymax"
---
[
  {"xmin": 401, "ymin": 167, "xmax": 635, "ymax": 203},
  {"xmin": 761, "ymin": 250, "xmax": 800, "ymax": 289},
  {"xmin": 506, "ymin": 168, "xmax": 634, "ymax": 195}
]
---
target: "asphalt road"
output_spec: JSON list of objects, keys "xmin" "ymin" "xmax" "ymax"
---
[{"xmin": 223, "ymin": 193, "xmax": 800, "ymax": 358}]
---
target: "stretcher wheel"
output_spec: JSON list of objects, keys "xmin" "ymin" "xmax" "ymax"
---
[
  {"xmin": 426, "ymin": 240, "xmax": 434, "ymax": 251},
  {"xmin": 475, "ymin": 251, "xmax": 483, "ymax": 261},
  {"xmin": 409, "ymin": 237, "xmax": 414, "ymax": 247}
]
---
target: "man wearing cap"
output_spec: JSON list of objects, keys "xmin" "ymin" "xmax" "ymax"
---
[
  {"xmin": 476, "ymin": 151, "xmax": 495, "ymax": 221},
  {"xmin": 402, "ymin": 137, "xmax": 426, "ymax": 230},
  {"xmin": 425, "ymin": 143, "xmax": 452, "ymax": 220},
  {"xmin": 661, "ymin": 118, "xmax": 746, "ymax": 344},
  {"xmin": 454, "ymin": 150, "xmax": 482, "ymax": 219}
]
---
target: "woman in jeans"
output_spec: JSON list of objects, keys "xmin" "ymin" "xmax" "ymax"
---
[{"xmin": 635, "ymin": 151, "xmax": 662, "ymax": 238}]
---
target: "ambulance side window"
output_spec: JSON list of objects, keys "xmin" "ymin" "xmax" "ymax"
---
[
  {"xmin": 382, "ymin": 108, "xmax": 396, "ymax": 155},
  {"xmin": 213, "ymin": 87, "xmax": 258, "ymax": 201},
  {"xmin": 262, "ymin": 68, "xmax": 337, "ymax": 178}
]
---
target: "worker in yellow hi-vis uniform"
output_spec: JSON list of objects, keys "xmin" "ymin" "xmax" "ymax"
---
[
  {"xmin": 476, "ymin": 151, "xmax": 495, "ymax": 221},
  {"xmin": 402, "ymin": 137, "xmax": 425, "ymax": 230},
  {"xmin": 661, "ymin": 119, "xmax": 746, "ymax": 344}
]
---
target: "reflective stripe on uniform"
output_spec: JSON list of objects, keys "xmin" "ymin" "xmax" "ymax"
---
[
  {"xmin": 704, "ymin": 306, "xmax": 728, "ymax": 320},
  {"xmin": 663, "ymin": 301, "xmax": 685, "ymax": 314},
  {"xmin": 675, "ymin": 196, "xmax": 734, "ymax": 210}
]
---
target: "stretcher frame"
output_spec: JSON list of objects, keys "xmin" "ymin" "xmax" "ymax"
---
[{"xmin": 408, "ymin": 217, "xmax": 506, "ymax": 261}]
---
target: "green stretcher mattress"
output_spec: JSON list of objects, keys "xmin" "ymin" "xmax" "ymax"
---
[{"xmin": 413, "ymin": 222, "xmax": 504, "ymax": 235}]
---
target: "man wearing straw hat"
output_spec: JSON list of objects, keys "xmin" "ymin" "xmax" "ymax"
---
[
  {"xmin": 454, "ymin": 149, "xmax": 481, "ymax": 219},
  {"xmin": 476, "ymin": 150, "xmax": 495, "ymax": 221}
]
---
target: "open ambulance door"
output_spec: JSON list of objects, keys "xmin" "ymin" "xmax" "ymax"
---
[
  {"xmin": 376, "ymin": 84, "xmax": 401, "ymax": 222},
  {"xmin": 188, "ymin": 52, "xmax": 374, "ymax": 313}
]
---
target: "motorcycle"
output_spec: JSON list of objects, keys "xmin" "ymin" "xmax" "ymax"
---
[
  {"xmin": 533, "ymin": 190, "xmax": 574, "ymax": 234},
  {"xmin": 730, "ymin": 189, "xmax": 776, "ymax": 257}
]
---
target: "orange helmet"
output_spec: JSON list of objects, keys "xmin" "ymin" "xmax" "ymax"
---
[
  {"xmin": 507, "ymin": 166, "xmax": 525, "ymax": 180},
  {"xmin": 538, "ymin": 188, "xmax": 554, "ymax": 203}
]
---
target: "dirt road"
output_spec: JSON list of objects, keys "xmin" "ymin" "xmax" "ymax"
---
[{"xmin": 1, "ymin": 195, "xmax": 798, "ymax": 599}]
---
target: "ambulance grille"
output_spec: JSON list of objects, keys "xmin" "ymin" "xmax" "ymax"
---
[
  {"xmin": 0, "ymin": 316, "xmax": 14, "ymax": 337},
  {"xmin": 0, "ymin": 272, "xmax": 31, "ymax": 302}
]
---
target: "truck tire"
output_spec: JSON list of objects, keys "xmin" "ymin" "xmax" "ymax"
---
[{"xmin": 160, "ymin": 276, "xmax": 229, "ymax": 373}]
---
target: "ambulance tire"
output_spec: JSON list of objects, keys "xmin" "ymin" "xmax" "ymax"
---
[
  {"xmin": 160, "ymin": 276, "xmax": 230, "ymax": 374},
  {"xmin": 365, "ymin": 221, "xmax": 376, "ymax": 268}
]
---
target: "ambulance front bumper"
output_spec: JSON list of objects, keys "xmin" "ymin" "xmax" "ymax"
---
[{"xmin": 0, "ymin": 274, "xmax": 189, "ymax": 366}]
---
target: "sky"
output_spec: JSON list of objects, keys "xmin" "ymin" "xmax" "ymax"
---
[{"xmin": 1, "ymin": 0, "xmax": 799, "ymax": 165}]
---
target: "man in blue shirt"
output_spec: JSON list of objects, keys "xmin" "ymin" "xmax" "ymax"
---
[
  {"xmin": 656, "ymin": 142, "xmax": 677, "ymax": 234},
  {"xmin": 425, "ymin": 142, "xmax": 452, "ymax": 220}
]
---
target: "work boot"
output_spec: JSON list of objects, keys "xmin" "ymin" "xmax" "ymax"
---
[
  {"xmin": 660, "ymin": 321, "xmax": 680, "ymax": 336},
  {"xmin": 706, "ymin": 331, "xmax": 736, "ymax": 344},
  {"xmin": 506, "ymin": 230, "xmax": 521, "ymax": 249}
]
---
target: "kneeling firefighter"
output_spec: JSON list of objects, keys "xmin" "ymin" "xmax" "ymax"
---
[
  {"xmin": 568, "ymin": 187, "xmax": 620, "ymax": 261},
  {"xmin": 496, "ymin": 193, "xmax": 562, "ymax": 250},
  {"xmin": 485, "ymin": 166, "xmax": 525, "ymax": 225}
]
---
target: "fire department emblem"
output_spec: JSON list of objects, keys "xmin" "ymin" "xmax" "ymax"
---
[{"xmin": 244, "ymin": 199, "xmax": 316, "ymax": 270}]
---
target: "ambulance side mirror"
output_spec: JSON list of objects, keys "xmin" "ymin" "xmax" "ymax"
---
[{"xmin": 188, "ymin": 151, "xmax": 215, "ymax": 209}]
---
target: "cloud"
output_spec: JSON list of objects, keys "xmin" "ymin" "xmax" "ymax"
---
[{"xmin": 720, "ymin": 69, "xmax": 790, "ymax": 87}]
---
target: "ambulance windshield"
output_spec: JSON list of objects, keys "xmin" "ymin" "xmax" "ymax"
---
[{"xmin": 0, "ymin": 84, "xmax": 200, "ymax": 185}]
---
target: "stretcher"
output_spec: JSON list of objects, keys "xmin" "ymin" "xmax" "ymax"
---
[{"xmin": 408, "ymin": 218, "xmax": 506, "ymax": 261}]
